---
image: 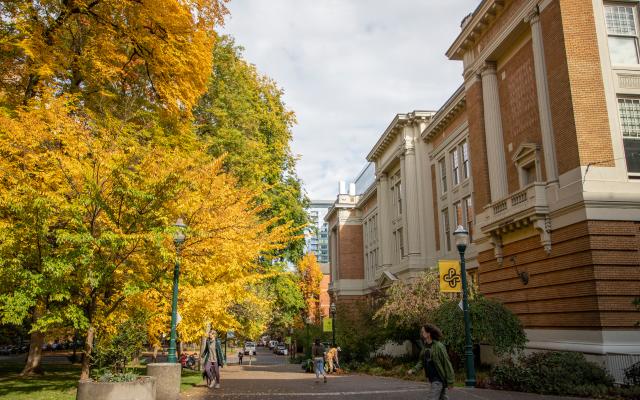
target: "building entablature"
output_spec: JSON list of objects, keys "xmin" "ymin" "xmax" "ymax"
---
[
  {"xmin": 421, "ymin": 86, "xmax": 467, "ymax": 142},
  {"xmin": 447, "ymin": 0, "xmax": 508, "ymax": 61},
  {"xmin": 366, "ymin": 111, "xmax": 434, "ymax": 163}
]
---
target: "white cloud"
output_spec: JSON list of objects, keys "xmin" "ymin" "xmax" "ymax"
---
[{"xmin": 220, "ymin": 0, "xmax": 478, "ymax": 199}]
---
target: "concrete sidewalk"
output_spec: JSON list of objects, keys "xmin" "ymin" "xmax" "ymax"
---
[{"xmin": 182, "ymin": 361, "xmax": 590, "ymax": 400}]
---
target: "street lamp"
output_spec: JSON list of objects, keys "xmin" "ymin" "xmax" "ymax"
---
[
  {"xmin": 167, "ymin": 218, "xmax": 187, "ymax": 363},
  {"xmin": 329, "ymin": 302, "xmax": 337, "ymax": 347},
  {"xmin": 454, "ymin": 225, "xmax": 476, "ymax": 387}
]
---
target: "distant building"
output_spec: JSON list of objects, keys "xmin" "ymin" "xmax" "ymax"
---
[{"xmin": 304, "ymin": 200, "xmax": 333, "ymax": 263}]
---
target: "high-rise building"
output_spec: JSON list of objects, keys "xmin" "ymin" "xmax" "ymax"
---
[{"xmin": 304, "ymin": 200, "xmax": 333, "ymax": 263}]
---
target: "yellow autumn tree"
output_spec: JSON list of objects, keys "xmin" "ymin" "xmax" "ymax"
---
[
  {"xmin": 0, "ymin": 0, "xmax": 227, "ymax": 118},
  {"xmin": 0, "ymin": 94, "xmax": 295, "ymax": 378},
  {"xmin": 296, "ymin": 253, "xmax": 324, "ymax": 322}
]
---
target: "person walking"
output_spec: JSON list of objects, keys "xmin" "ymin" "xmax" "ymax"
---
[
  {"xmin": 238, "ymin": 350, "xmax": 243, "ymax": 365},
  {"xmin": 201, "ymin": 331, "xmax": 225, "ymax": 389},
  {"xmin": 408, "ymin": 324, "xmax": 455, "ymax": 400},
  {"xmin": 312, "ymin": 339, "xmax": 327, "ymax": 383}
]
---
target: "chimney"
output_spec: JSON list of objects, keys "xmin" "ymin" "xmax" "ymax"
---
[
  {"xmin": 348, "ymin": 183, "xmax": 356, "ymax": 196},
  {"xmin": 338, "ymin": 180, "xmax": 347, "ymax": 195}
]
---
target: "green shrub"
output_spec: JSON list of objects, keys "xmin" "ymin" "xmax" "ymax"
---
[
  {"xmin": 490, "ymin": 351, "xmax": 614, "ymax": 397},
  {"xmin": 432, "ymin": 297, "xmax": 526, "ymax": 362},
  {"xmin": 92, "ymin": 312, "xmax": 148, "ymax": 377},
  {"xmin": 97, "ymin": 371, "xmax": 139, "ymax": 383},
  {"xmin": 625, "ymin": 361, "xmax": 640, "ymax": 386}
]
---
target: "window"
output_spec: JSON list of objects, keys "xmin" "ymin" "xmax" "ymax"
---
[
  {"xmin": 398, "ymin": 228, "xmax": 404, "ymax": 259},
  {"xmin": 391, "ymin": 171, "xmax": 402, "ymax": 217},
  {"xmin": 605, "ymin": 4, "xmax": 640, "ymax": 65},
  {"xmin": 439, "ymin": 158, "xmax": 447, "ymax": 194},
  {"xmin": 617, "ymin": 98, "xmax": 640, "ymax": 173},
  {"xmin": 441, "ymin": 208, "xmax": 451, "ymax": 252},
  {"xmin": 522, "ymin": 162, "xmax": 537, "ymax": 185},
  {"xmin": 453, "ymin": 201, "xmax": 463, "ymax": 228},
  {"xmin": 451, "ymin": 149, "xmax": 460, "ymax": 186},
  {"xmin": 464, "ymin": 196, "xmax": 474, "ymax": 242},
  {"xmin": 461, "ymin": 141, "xmax": 470, "ymax": 180}
]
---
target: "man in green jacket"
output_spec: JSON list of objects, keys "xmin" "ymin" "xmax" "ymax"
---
[{"xmin": 408, "ymin": 323, "xmax": 455, "ymax": 400}]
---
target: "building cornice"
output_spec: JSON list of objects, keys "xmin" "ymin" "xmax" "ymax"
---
[
  {"xmin": 446, "ymin": 0, "xmax": 508, "ymax": 61},
  {"xmin": 356, "ymin": 182, "xmax": 377, "ymax": 208},
  {"xmin": 366, "ymin": 111, "xmax": 434, "ymax": 162},
  {"xmin": 421, "ymin": 85, "xmax": 466, "ymax": 142}
]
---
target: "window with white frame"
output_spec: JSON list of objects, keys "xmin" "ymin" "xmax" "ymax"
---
[
  {"xmin": 441, "ymin": 208, "xmax": 451, "ymax": 252},
  {"xmin": 451, "ymin": 149, "xmax": 460, "ymax": 186},
  {"xmin": 461, "ymin": 141, "xmax": 470, "ymax": 180},
  {"xmin": 390, "ymin": 171, "xmax": 402, "ymax": 217},
  {"xmin": 617, "ymin": 97, "xmax": 640, "ymax": 173},
  {"xmin": 605, "ymin": 3, "xmax": 640, "ymax": 65},
  {"xmin": 464, "ymin": 196, "xmax": 474, "ymax": 242},
  {"xmin": 439, "ymin": 158, "xmax": 447, "ymax": 194}
]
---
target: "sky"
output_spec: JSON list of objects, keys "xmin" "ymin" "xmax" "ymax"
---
[{"xmin": 220, "ymin": 1, "xmax": 478, "ymax": 200}]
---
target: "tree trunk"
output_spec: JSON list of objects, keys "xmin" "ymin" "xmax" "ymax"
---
[
  {"xmin": 80, "ymin": 325, "xmax": 95, "ymax": 380},
  {"xmin": 21, "ymin": 330, "xmax": 45, "ymax": 376}
]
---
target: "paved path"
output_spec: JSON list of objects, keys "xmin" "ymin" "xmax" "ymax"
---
[{"xmin": 182, "ymin": 348, "xmax": 590, "ymax": 400}]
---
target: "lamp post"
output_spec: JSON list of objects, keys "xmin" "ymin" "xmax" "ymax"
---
[
  {"xmin": 167, "ymin": 218, "xmax": 187, "ymax": 363},
  {"xmin": 454, "ymin": 225, "xmax": 476, "ymax": 387},
  {"xmin": 329, "ymin": 302, "xmax": 336, "ymax": 347}
]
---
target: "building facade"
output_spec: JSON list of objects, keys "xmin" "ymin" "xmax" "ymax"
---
[{"xmin": 327, "ymin": 0, "xmax": 640, "ymax": 381}]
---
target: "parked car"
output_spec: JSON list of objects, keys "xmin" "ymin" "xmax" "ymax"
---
[
  {"xmin": 243, "ymin": 341, "xmax": 256, "ymax": 355},
  {"xmin": 268, "ymin": 340, "xmax": 278, "ymax": 349},
  {"xmin": 0, "ymin": 346, "xmax": 12, "ymax": 356},
  {"xmin": 275, "ymin": 344, "xmax": 288, "ymax": 356}
]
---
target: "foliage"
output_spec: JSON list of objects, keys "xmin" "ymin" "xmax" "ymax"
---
[
  {"xmin": 336, "ymin": 301, "xmax": 387, "ymax": 363},
  {"xmin": 95, "ymin": 371, "xmax": 138, "ymax": 383},
  {"xmin": 0, "ymin": 0, "xmax": 228, "ymax": 119},
  {"xmin": 92, "ymin": 312, "xmax": 147, "ymax": 375},
  {"xmin": 263, "ymin": 263, "xmax": 305, "ymax": 333},
  {"xmin": 625, "ymin": 361, "xmax": 640, "ymax": 386},
  {"xmin": 490, "ymin": 352, "xmax": 614, "ymax": 397},
  {"xmin": 194, "ymin": 35, "xmax": 308, "ymax": 262},
  {"xmin": 295, "ymin": 253, "xmax": 324, "ymax": 320},
  {"xmin": 432, "ymin": 296, "xmax": 526, "ymax": 360},
  {"xmin": 374, "ymin": 271, "xmax": 442, "ymax": 341},
  {"xmin": 0, "ymin": 95, "xmax": 296, "ymax": 378}
]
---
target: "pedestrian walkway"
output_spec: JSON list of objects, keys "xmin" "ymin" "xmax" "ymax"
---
[{"xmin": 182, "ymin": 348, "xmax": 591, "ymax": 400}]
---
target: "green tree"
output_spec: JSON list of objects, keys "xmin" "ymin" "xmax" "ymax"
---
[
  {"xmin": 194, "ymin": 35, "xmax": 308, "ymax": 262},
  {"xmin": 264, "ymin": 264, "xmax": 305, "ymax": 333}
]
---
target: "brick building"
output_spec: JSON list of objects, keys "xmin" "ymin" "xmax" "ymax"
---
[{"xmin": 327, "ymin": 0, "xmax": 640, "ymax": 381}]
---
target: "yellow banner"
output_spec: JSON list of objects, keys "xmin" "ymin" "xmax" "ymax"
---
[
  {"xmin": 322, "ymin": 318, "xmax": 333, "ymax": 333},
  {"xmin": 438, "ymin": 260, "xmax": 461, "ymax": 292}
]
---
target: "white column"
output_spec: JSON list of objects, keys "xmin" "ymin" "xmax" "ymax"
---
[
  {"xmin": 399, "ymin": 152, "xmax": 409, "ymax": 259},
  {"xmin": 481, "ymin": 62, "xmax": 509, "ymax": 201},
  {"xmin": 527, "ymin": 8, "xmax": 559, "ymax": 183},
  {"xmin": 403, "ymin": 139, "xmax": 421, "ymax": 257},
  {"xmin": 377, "ymin": 173, "xmax": 392, "ymax": 268}
]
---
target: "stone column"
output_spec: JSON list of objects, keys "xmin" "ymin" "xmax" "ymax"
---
[
  {"xmin": 399, "ymin": 151, "xmax": 409, "ymax": 259},
  {"xmin": 377, "ymin": 173, "xmax": 392, "ymax": 268},
  {"xmin": 527, "ymin": 7, "xmax": 558, "ymax": 183},
  {"xmin": 402, "ymin": 138, "xmax": 421, "ymax": 257},
  {"xmin": 481, "ymin": 62, "xmax": 509, "ymax": 201}
]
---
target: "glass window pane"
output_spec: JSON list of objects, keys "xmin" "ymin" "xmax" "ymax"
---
[
  {"xmin": 609, "ymin": 36, "xmax": 639, "ymax": 65},
  {"xmin": 618, "ymin": 98, "xmax": 640, "ymax": 138},
  {"xmin": 624, "ymin": 138, "xmax": 640, "ymax": 173},
  {"xmin": 606, "ymin": 5, "xmax": 637, "ymax": 35}
]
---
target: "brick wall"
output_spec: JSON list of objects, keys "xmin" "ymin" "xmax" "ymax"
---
[
  {"xmin": 497, "ymin": 38, "xmax": 546, "ymax": 192},
  {"xmin": 466, "ymin": 79, "xmax": 492, "ymax": 209},
  {"xmin": 556, "ymin": 0, "xmax": 614, "ymax": 167},
  {"xmin": 338, "ymin": 224, "xmax": 365, "ymax": 280},
  {"xmin": 478, "ymin": 220, "xmax": 640, "ymax": 329},
  {"xmin": 541, "ymin": 0, "xmax": 581, "ymax": 175},
  {"xmin": 431, "ymin": 106, "xmax": 467, "ymax": 150}
]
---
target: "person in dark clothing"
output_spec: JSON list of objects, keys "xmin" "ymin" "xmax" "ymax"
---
[
  {"xmin": 311, "ymin": 338, "xmax": 327, "ymax": 383},
  {"xmin": 408, "ymin": 324, "xmax": 455, "ymax": 400},
  {"xmin": 238, "ymin": 350, "xmax": 243, "ymax": 365}
]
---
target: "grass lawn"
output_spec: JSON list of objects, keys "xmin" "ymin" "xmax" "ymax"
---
[{"xmin": 0, "ymin": 362, "xmax": 205, "ymax": 400}]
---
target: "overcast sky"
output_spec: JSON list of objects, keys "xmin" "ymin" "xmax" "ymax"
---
[{"xmin": 221, "ymin": 1, "xmax": 477, "ymax": 200}]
